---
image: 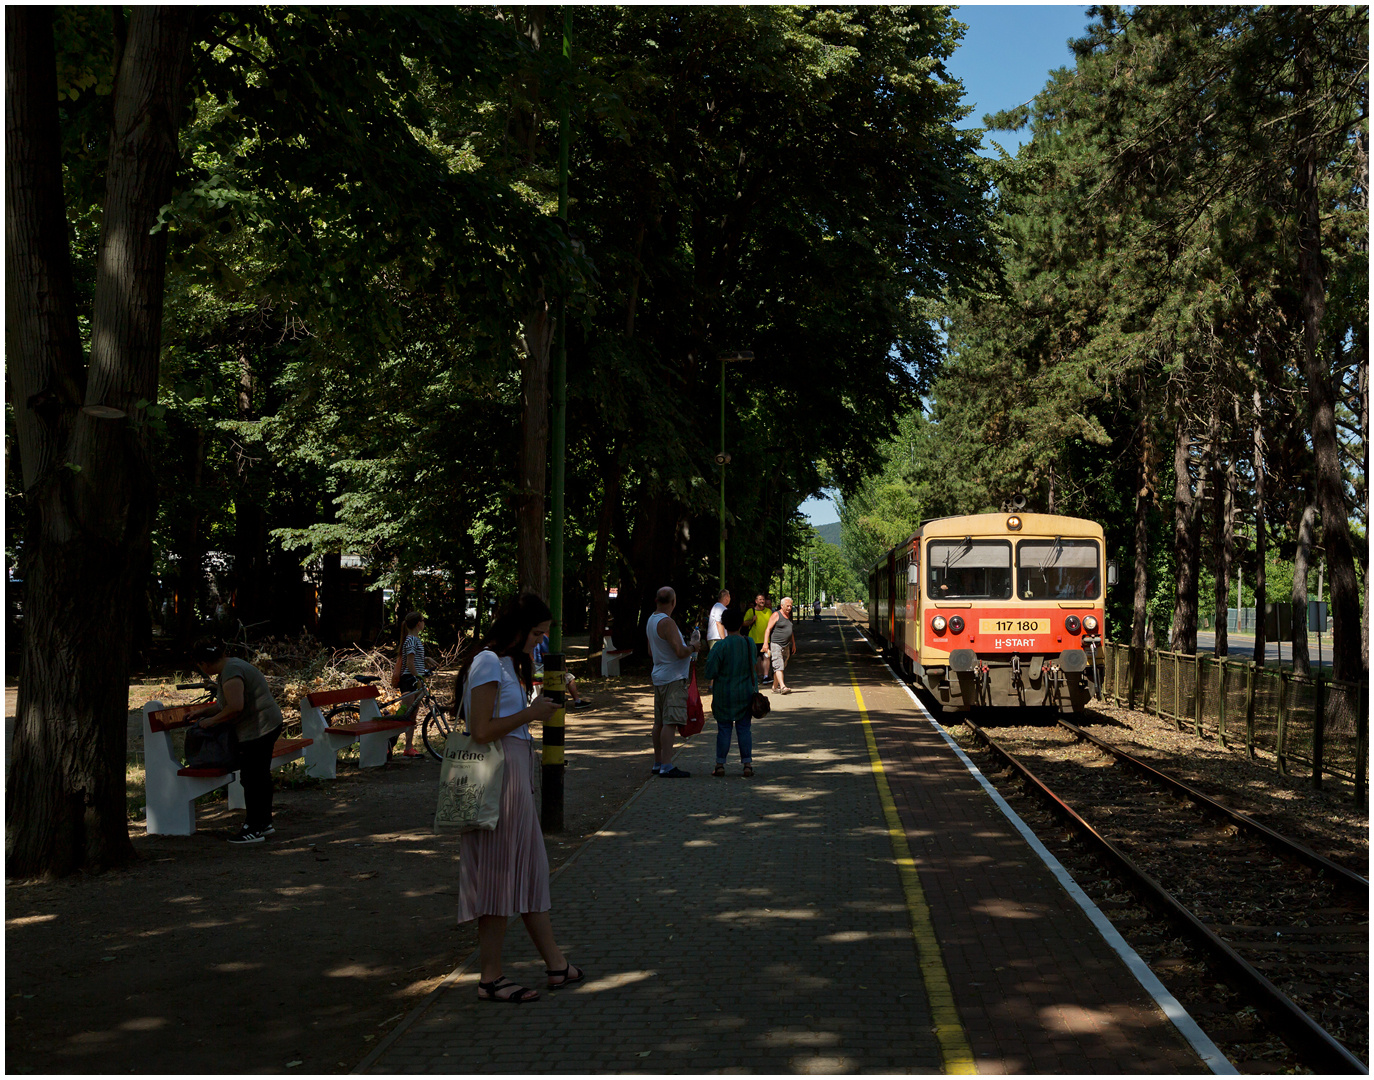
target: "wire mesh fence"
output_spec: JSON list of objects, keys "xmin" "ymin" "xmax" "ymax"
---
[{"xmin": 1102, "ymin": 642, "xmax": 1367, "ymax": 801}]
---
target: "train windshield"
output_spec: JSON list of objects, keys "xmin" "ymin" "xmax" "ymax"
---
[
  {"xmin": 926, "ymin": 539, "xmax": 1012, "ymax": 600},
  {"xmin": 1016, "ymin": 539, "xmax": 1101, "ymax": 600}
]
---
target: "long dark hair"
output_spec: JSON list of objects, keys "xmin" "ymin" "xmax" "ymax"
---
[
  {"xmin": 400, "ymin": 610, "xmax": 423, "ymax": 644},
  {"xmin": 455, "ymin": 591, "xmax": 552, "ymax": 701}
]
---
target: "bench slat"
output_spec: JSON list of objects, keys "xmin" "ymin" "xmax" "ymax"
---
[
  {"xmin": 176, "ymin": 766, "xmax": 233, "ymax": 778},
  {"xmin": 304, "ymin": 685, "xmax": 382, "ymax": 708},
  {"xmin": 272, "ymin": 737, "xmax": 312, "ymax": 759},
  {"xmin": 148, "ymin": 705, "xmax": 211, "ymax": 733}
]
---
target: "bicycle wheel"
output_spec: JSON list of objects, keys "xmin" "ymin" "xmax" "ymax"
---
[
  {"xmin": 421, "ymin": 702, "xmax": 456, "ymax": 759},
  {"xmin": 323, "ymin": 704, "xmax": 362, "ymax": 729}
]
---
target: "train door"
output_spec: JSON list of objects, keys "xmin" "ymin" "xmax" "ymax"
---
[{"xmin": 905, "ymin": 536, "xmax": 921, "ymax": 675}]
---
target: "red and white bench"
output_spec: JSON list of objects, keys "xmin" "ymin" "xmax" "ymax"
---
[
  {"xmin": 142, "ymin": 701, "xmax": 312, "ymax": 836},
  {"xmin": 601, "ymin": 635, "xmax": 634, "ymax": 678},
  {"xmin": 298, "ymin": 686, "xmax": 414, "ymax": 779}
]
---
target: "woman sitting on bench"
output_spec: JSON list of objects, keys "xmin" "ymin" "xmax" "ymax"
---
[{"xmin": 187, "ymin": 638, "xmax": 285, "ymax": 845}]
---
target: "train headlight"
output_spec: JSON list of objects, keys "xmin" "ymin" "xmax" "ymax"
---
[
  {"xmin": 1065, "ymin": 615, "xmax": 1082, "ymax": 635},
  {"xmin": 949, "ymin": 616, "xmax": 965, "ymax": 635},
  {"xmin": 931, "ymin": 616, "xmax": 947, "ymax": 634},
  {"xmin": 1007, "ymin": 515, "xmax": 1022, "ymax": 531},
  {"xmin": 1083, "ymin": 615, "xmax": 1099, "ymax": 633}
]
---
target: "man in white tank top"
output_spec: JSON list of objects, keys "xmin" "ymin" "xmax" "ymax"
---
[{"xmin": 646, "ymin": 586, "xmax": 702, "ymax": 777}]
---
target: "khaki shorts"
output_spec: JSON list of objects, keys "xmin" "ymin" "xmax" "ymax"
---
[
  {"xmin": 653, "ymin": 678, "xmax": 687, "ymax": 727},
  {"xmin": 769, "ymin": 643, "xmax": 789, "ymax": 672}
]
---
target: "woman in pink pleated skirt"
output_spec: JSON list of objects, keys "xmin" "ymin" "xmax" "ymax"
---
[{"xmin": 455, "ymin": 592, "xmax": 585, "ymax": 1004}]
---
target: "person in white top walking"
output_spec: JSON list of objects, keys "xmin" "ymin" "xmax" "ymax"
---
[
  {"xmin": 646, "ymin": 586, "xmax": 703, "ymax": 777},
  {"xmin": 706, "ymin": 589, "xmax": 730, "ymax": 651}
]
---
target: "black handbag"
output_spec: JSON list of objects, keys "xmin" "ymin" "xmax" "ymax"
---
[
  {"xmin": 184, "ymin": 723, "xmax": 239, "ymax": 770},
  {"xmin": 749, "ymin": 691, "xmax": 771, "ymax": 719}
]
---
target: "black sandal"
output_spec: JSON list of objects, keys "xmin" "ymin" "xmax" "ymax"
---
[
  {"xmin": 742, "ymin": 764, "xmax": 754, "ymax": 777},
  {"xmin": 545, "ymin": 963, "xmax": 585, "ymax": 990},
  {"xmin": 478, "ymin": 976, "xmax": 539, "ymax": 1003},
  {"xmin": 711, "ymin": 764, "xmax": 725, "ymax": 777}
]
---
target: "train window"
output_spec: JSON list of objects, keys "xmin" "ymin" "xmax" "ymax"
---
[
  {"xmin": 1016, "ymin": 538, "xmax": 1101, "ymax": 600},
  {"xmin": 926, "ymin": 539, "xmax": 1012, "ymax": 599}
]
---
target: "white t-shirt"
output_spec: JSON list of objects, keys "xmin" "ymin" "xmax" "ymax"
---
[
  {"xmin": 463, "ymin": 650, "xmax": 531, "ymax": 741},
  {"xmin": 707, "ymin": 602, "xmax": 727, "ymax": 641}
]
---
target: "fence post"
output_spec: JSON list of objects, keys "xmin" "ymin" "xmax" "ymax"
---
[
  {"xmin": 1148, "ymin": 646, "xmax": 1157, "ymax": 714},
  {"xmin": 1194, "ymin": 653, "xmax": 1204, "ymax": 738},
  {"xmin": 1172, "ymin": 651, "xmax": 1182, "ymax": 730},
  {"xmin": 1216, "ymin": 660, "xmax": 1228, "ymax": 747},
  {"xmin": 1243, "ymin": 662, "xmax": 1256, "ymax": 760},
  {"xmin": 1275, "ymin": 669, "xmax": 1289, "ymax": 776},
  {"xmin": 1312, "ymin": 673, "xmax": 1325, "ymax": 791},
  {"xmin": 1356, "ymin": 686, "xmax": 1367, "ymax": 807}
]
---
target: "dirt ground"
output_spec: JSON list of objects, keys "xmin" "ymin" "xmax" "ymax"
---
[{"xmin": 5, "ymin": 664, "xmax": 661, "ymax": 1075}]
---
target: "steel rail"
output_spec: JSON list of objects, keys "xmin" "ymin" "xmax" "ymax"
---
[
  {"xmin": 965, "ymin": 718, "xmax": 1368, "ymax": 1076},
  {"xmin": 1057, "ymin": 718, "xmax": 1369, "ymax": 899}
]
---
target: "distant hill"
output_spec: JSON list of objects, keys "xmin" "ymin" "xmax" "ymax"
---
[{"xmin": 814, "ymin": 521, "xmax": 842, "ymax": 547}]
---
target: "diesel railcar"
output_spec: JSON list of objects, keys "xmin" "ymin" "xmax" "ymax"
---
[{"xmin": 868, "ymin": 512, "xmax": 1111, "ymax": 714}]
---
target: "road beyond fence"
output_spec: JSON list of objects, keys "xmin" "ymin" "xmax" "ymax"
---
[{"xmin": 359, "ymin": 614, "xmax": 1208, "ymax": 1074}]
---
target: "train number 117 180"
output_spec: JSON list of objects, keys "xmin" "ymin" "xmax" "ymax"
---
[{"xmin": 979, "ymin": 618, "xmax": 1047, "ymax": 634}]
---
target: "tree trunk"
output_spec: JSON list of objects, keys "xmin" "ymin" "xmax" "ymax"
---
[
  {"xmin": 1294, "ymin": 16, "xmax": 1365, "ymax": 683},
  {"xmin": 516, "ymin": 296, "xmax": 553, "ymax": 596},
  {"xmin": 586, "ymin": 445, "xmax": 622, "ymax": 659},
  {"xmin": 1168, "ymin": 411, "xmax": 1205, "ymax": 654},
  {"xmin": 6, "ymin": 7, "xmax": 194, "ymax": 877},
  {"xmin": 175, "ymin": 427, "xmax": 208, "ymax": 647},
  {"xmin": 1128, "ymin": 420, "xmax": 1152, "ymax": 707},
  {"xmin": 1211, "ymin": 435, "xmax": 1236, "ymax": 659},
  {"xmin": 1291, "ymin": 505, "xmax": 1316, "ymax": 677},
  {"xmin": 231, "ymin": 344, "xmax": 270, "ymax": 626},
  {"xmin": 1251, "ymin": 389, "xmax": 1268, "ymax": 665}
]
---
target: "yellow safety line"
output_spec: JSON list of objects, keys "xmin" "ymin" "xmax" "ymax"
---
[{"xmin": 840, "ymin": 627, "xmax": 977, "ymax": 1075}]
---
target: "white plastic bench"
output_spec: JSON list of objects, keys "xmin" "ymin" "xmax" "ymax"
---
[
  {"xmin": 142, "ymin": 701, "xmax": 312, "ymax": 835},
  {"xmin": 601, "ymin": 635, "xmax": 634, "ymax": 678},
  {"xmin": 298, "ymin": 685, "xmax": 414, "ymax": 780}
]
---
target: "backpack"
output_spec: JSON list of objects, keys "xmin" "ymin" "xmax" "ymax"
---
[{"xmin": 184, "ymin": 723, "xmax": 239, "ymax": 771}]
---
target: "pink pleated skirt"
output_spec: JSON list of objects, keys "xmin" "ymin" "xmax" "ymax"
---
[{"xmin": 456, "ymin": 735, "xmax": 550, "ymax": 922}]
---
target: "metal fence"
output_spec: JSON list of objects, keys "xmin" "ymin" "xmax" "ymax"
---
[{"xmin": 1102, "ymin": 642, "xmax": 1368, "ymax": 802}]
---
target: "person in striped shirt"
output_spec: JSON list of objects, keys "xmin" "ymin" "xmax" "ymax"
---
[{"xmin": 397, "ymin": 611, "xmax": 427, "ymax": 757}]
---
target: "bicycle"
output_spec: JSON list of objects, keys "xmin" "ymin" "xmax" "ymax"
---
[
  {"xmin": 176, "ymin": 679, "xmax": 218, "ymax": 706},
  {"xmin": 325, "ymin": 671, "xmax": 455, "ymax": 761}
]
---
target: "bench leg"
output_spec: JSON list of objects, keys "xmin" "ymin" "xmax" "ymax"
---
[
  {"xmin": 145, "ymin": 773, "xmax": 234, "ymax": 836},
  {"xmin": 145, "ymin": 787, "xmax": 198, "ymax": 836},
  {"xmin": 304, "ymin": 738, "xmax": 341, "ymax": 779},
  {"xmin": 359, "ymin": 730, "xmax": 402, "ymax": 768}
]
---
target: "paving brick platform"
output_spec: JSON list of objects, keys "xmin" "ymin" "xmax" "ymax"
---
[{"xmin": 359, "ymin": 614, "xmax": 1208, "ymax": 1074}]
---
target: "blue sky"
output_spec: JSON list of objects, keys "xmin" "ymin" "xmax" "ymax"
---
[{"xmin": 800, "ymin": 4, "xmax": 1092, "ymax": 529}]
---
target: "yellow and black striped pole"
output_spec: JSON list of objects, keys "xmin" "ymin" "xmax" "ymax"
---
[{"xmin": 541, "ymin": 651, "xmax": 565, "ymax": 832}]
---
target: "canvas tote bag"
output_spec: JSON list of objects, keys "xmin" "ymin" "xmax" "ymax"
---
[
  {"xmin": 434, "ymin": 660, "xmax": 506, "ymax": 831},
  {"xmin": 434, "ymin": 729, "xmax": 504, "ymax": 831}
]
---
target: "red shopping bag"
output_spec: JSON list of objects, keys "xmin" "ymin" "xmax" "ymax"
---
[{"xmin": 678, "ymin": 664, "xmax": 706, "ymax": 737}]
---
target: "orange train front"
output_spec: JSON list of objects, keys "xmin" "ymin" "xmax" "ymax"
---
[{"xmin": 870, "ymin": 512, "xmax": 1111, "ymax": 714}]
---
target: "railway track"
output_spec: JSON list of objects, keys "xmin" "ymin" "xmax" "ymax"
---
[
  {"xmin": 836, "ymin": 606, "xmax": 1368, "ymax": 1072},
  {"xmin": 959, "ymin": 716, "xmax": 1368, "ymax": 1074}
]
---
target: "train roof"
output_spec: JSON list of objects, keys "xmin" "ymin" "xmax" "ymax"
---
[{"xmin": 912, "ymin": 512, "xmax": 1103, "ymax": 543}]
